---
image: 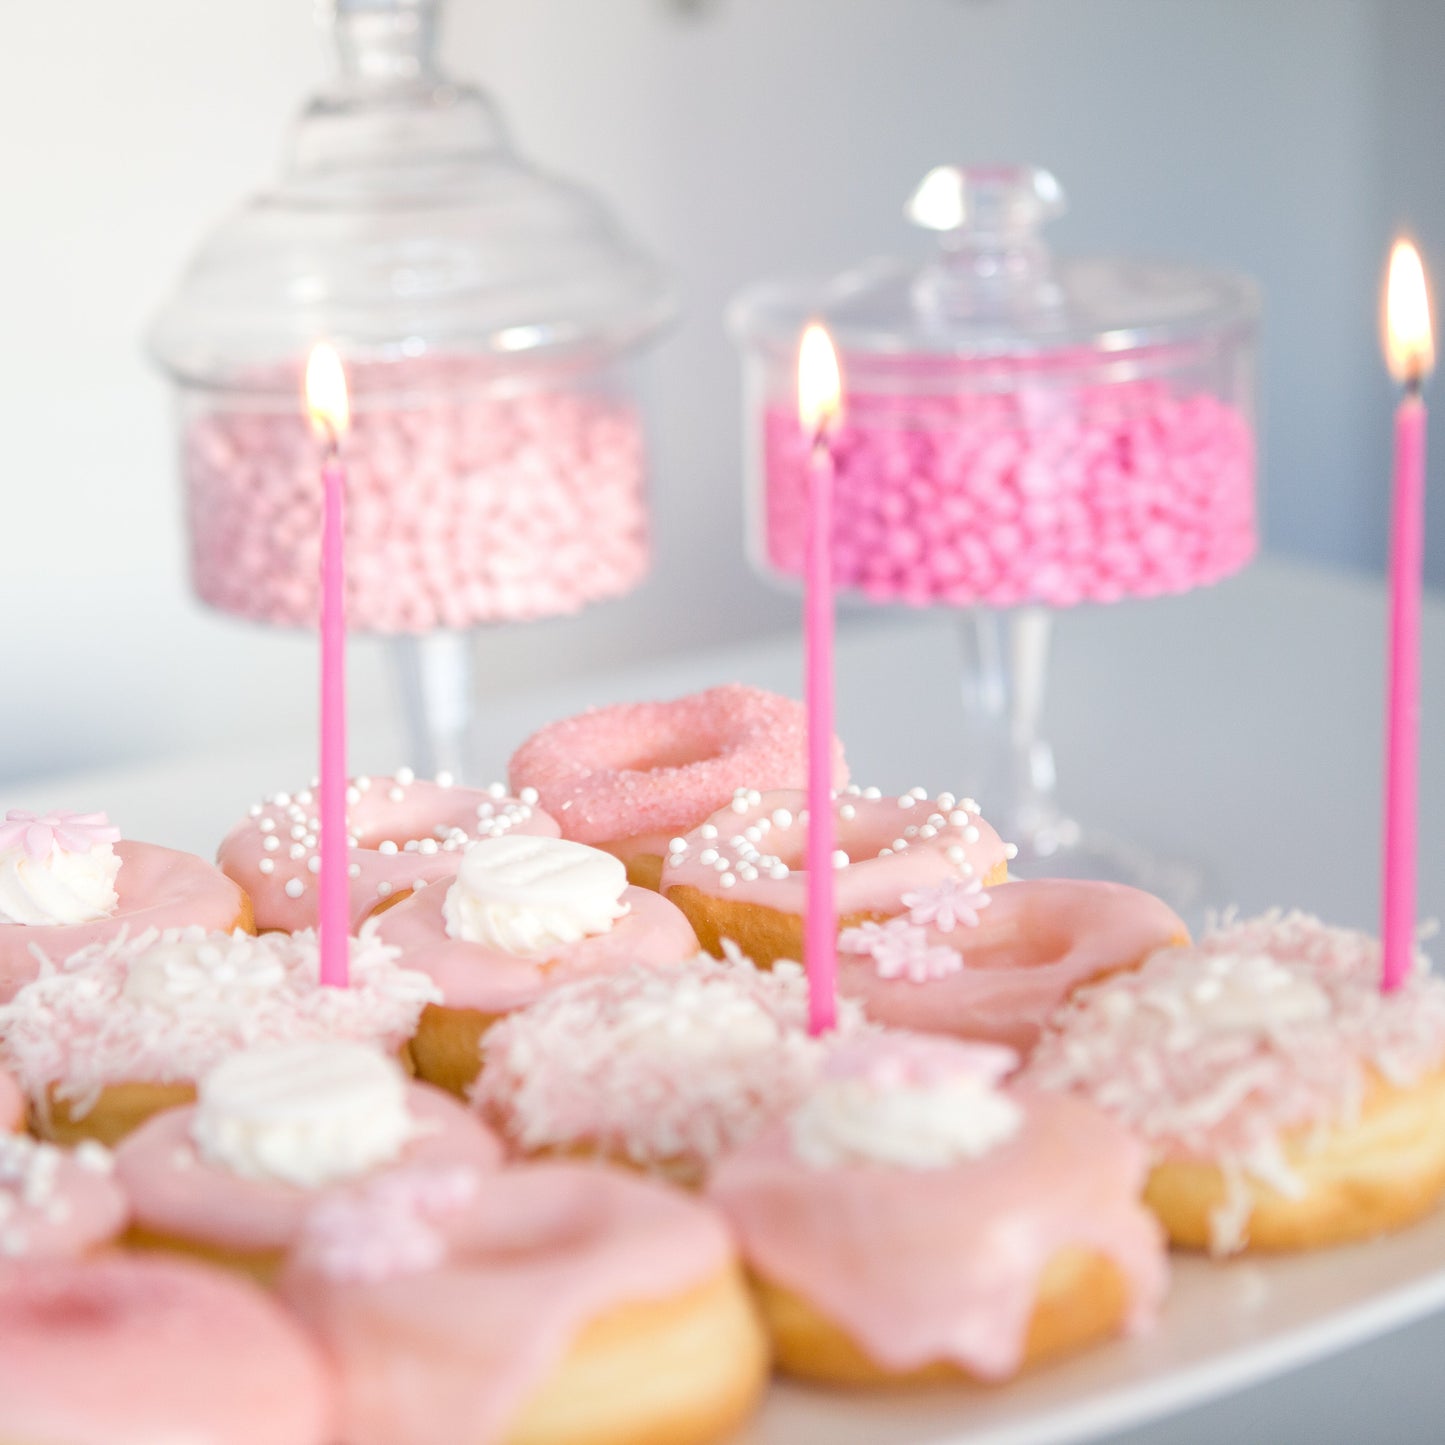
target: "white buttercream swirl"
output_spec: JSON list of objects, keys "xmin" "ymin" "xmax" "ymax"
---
[
  {"xmin": 1134, "ymin": 949, "xmax": 1331, "ymax": 1034},
  {"xmin": 443, "ymin": 835, "xmax": 628, "ymax": 956},
  {"xmin": 122, "ymin": 934, "xmax": 289, "ymax": 1016},
  {"xmin": 789, "ymin": 1035, "xmax": 1023, "ymax": 1170},
  {"xmin": 0, "ymin": 844, "xmax": 120, "ymax": 927},
  {"xmin": 192, "ymin": 1041, "xmax": 420, "ymax": 1189}
]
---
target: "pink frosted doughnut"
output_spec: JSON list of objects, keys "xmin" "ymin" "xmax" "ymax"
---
[
  {"xmin": 373, "ymin": 876, "xmax": 699, "ymax": 1016},
  {"xmin": 836, "ymin": 879, "xmax": 1189, "ymax": 1054},
  {"xmin": 0, "ymin": 1253, "xmax": 336, "ymax": 1445},
  {"xmin": 707, "ymin": 1032, "xmax": 1167, "ymax": 1383},
  {"xmin": 0, "ymin": 840, "xmax": 252, "ymax": 1003},
  {"xmin": 660, "ymin": 786, "xmax": 1012, "ymax": 965},
  {"xmin": 115, "ymin": 1081, "xmax": 502, "ymax": 1261},
  {"xmin": 279, "ymin": 1162, "xmax": 760, "ymax": 1445},
  {"xmin": 218, "ymin": 772, "xmax": 559, "ymax": 933},
  {"xmin": 507, "ymin": 686, "xmax": 848, "ymax": 882},
  {"xmin": 0, "ymin": 1135, "xmax": 129, "ymax": 1259},
  {"xmin": 0, "ymin": 1069, "xmax": 21, "ymax": 1131}
]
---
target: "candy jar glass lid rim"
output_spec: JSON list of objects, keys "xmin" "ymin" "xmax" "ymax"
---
[{"xmin": 729, "ymin": 163, "xmax": 1259, "ymax": 362}]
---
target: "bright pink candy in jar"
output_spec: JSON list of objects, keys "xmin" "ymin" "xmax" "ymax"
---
[
  {"xmin": 734, "ymin": 165, "xmax": 1260, "ymax": 610},
  {"xmin": 182, "ymin": 358, "xmax": 650, "ymax": 635},
  {"xmin": 759, "ymin": 354, "xmax": 1256, "ymax": 609}
]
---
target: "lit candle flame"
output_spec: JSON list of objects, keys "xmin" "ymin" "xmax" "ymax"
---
[
  {"xmin": 305, "ymin": 343, "xmax": 351, "ymax": 441},
  {"xmin": 1385, "ymin": 240, "xmax": 1435, "ymax": 388},
  {"xmin": 798, "ymin": 323, "xmax": 843, "ymax": 439}
]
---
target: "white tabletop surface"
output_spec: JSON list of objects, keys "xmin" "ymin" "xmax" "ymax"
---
[{"xmin": 11, "ymin": 555, "xmax": 1445, "ymax": 1443}]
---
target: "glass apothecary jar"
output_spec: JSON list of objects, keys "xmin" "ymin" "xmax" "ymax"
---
[
  {"xmin": 149, "ymin": 0, "xmax": 673, "ymax": 774},
  {"xmin": 731, "ymin": 165, "xmax": 1261, "ymax": 909}
]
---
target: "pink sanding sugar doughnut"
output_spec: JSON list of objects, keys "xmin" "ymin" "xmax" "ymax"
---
[
  {"xmin": 0, "ymin": 1253, "xmax": 336, "ymax": 1445},
  {"xmin": 507, "ymin": 684, "xmax": 848, "ymax": 848},
  {"xmin": 218, "ymin": 772, "xmax": 559, "ymax": 933}
]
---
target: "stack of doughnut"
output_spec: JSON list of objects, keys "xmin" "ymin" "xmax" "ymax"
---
[{"xmin": 4, "ymin": 681, "xmax": 1445, "ymax": 1442}]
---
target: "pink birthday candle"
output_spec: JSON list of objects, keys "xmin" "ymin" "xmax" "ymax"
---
[
  {"xmin": 798, "ymin": 323, "xmax": 843, "ymax": 1034},
  {"xmin": 1381, "ymin": 240, "xmax": 1435, "ymax": 992},
  {"xmin": 306, "ymin": 344, "xmax": 353, "ymax": 989}
]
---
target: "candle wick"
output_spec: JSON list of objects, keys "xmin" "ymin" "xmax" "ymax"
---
[{"xmin": 1405, "ymin": 369, "xmax": 1425, "ymax": 400}]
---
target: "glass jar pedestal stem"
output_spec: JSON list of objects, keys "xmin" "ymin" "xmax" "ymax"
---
[
  {"xmin": 956, "ymin": 608, "xmax": 1209, "ymax": 923},
  {"xmin": 390, "ymin": 631, "xmax": 478, "ymax": 783}
]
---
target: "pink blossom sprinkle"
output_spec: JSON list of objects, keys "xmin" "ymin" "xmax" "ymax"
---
[
  {"xmin": 0, "ymin": 811, "xmax": 121, "ymax": 863},
  {"xmin": 838, "ymin": 917, "xmax": 962, "ymax": 983},
  {"xmin": 902, "ymin": 877, "xmax": 991, "ymax": 933}
]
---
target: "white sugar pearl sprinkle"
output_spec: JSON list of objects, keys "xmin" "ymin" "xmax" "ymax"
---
[
  {"xmin": 699, "ymin": 848, "xmax": 718, "ymax": 866},
  {"xmin": 376, "ymin": 881, "xmax": 393, "ymax": 898},
  {"xmin": 395, "ymin": 767, "xmax": 415, "ymax": 786},
  {"xmin": 436, "ymin": 771, "xmax": 454, "ymax": 788},
  {"xmin": 258, "ymin": 858, "xmax": 275, "ymax": 875},
  {"xmin": 668, "ymin": 838, "xmax": 687, "ymax": 854},
  {"xmin": 258, "ymin": 818, "xmax": 276, "ymax": 834},
  {"xmin": 289, "ymin": 843, "xmax": 306, "ymax": 860},
  {"xmin": 700, "ymin": 825, "xmax": 718, "ymax": 840},
  {"xmin": 720, "ymin": 872, "xmax": 737, "ymax": 888},
  {"xmin": 307, "ymin": 856, "xmax": 321, "ymax": 874},
  {"xmin": 519, "ymin": 787, "xmax": 539, "ymax": 806},
  {"xmin": 964, "ymin": 826, "xmax": 981, "ymax": 843},
  {"xmin": 348, "ymin": 863, "xmax": 361, "ymax": 878},
  {"xmin": 263, "ymin": 836, "xmax": 280, "ymax": 853},
  {"xmin": 378, "ymin": 841, "xmax": 398, "ymax": 855},
  {"xmin": 388, "ymin": 787, "xmax": 405, "ymax": 804},
  {"xmin": 947, "ymin": 846, "xmax": 967, "ymax": 864},
  {"xmin": 832, "ymin": 850, "xmax": 850, "ymax": 869},
  {"xmin": 284, "ymin": 879, "xmax": 305, "ymax": 899},
  {"xmin": 1005, "ymin": 843, "xmax": 1019, "ymax": 860}
]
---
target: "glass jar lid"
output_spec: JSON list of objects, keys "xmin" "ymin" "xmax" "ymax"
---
[
  {"xmin": 150, "ymin": 0, "xmax": 674, "ymax": 391},
  {"xmin": 729, "ymin": 164, "xmax": 1257, "ymax": 364}
]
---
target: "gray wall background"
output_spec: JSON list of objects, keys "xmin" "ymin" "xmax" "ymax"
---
[{"xmin": 3, "ymin": 0, "xmax": 1443, "ymax": 782}]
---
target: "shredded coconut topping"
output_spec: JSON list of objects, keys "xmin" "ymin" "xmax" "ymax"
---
[
  {"xmin": 473, "ymin": 953, "xmax": 867, "ymax": 1176},
  {"xmin": 1023, "ymin": 912, "xmax": 1445, "ymax": 1251},
  {"xmin": 0, "ymin": 924, "xmax": 440, "ymax": 1119}
]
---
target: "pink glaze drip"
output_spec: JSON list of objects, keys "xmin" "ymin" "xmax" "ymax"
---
[
  {"xmin": 115, "ymin": 1082, "xmax": 502, "ymax": 1254},
  {"xmin": 0, "ymin": 840, "xmax": 248, "ymax": 1003},
  {"xmin": 217, "ymin": 775, "xmax": 559, "ymax": 933},
  {"xmin": 708, "ymin": 1082, "xmax": 1166, "ymax": 1379},
  {"xmin": 0, "ymin": 1069, "xmax": 21, "ymax": 1132},
  {"xmin": 373, "ymin": 880, "xmax": 699, "ymax": 1013},
  {"xmin": 508, "ymin": 684, "xmax": 848, "ymax": 846},
  {"xmin": 473, "ymin": 954, "xmax": 866, "ymax": 1174},
  {"xmin": 1022, "ymin": 912, "xmax": 1445, "ymax": 1172},
  {"xmin": 186, "ymin": 368, "xmax": 650, "ymax": 633},
  {"xmin": 0, "ymin": 1253, "xmax": 336, "ymax": 1445},
  {"xmin": 0, "ymin": 925, "xmax": 438, "ymax": 1118},
  {"xmin": 280, "ymin": 1162, "xmax": 734, "ymax": 1445},
  {"xmin": 0, "ymin": 810, "xmax": 121, "ymax": 862},
  {"xmin": 762, "ymin": 381, "xmax": 1255, "ymax": 608},
  {"xmin": 838, "ymin": 879, "xmax": 1187, "ymax": 1053},
  {"xmin": 661, "ymin": 787, "xmax": 1008, "ymax": 918},
  {"xmin": 0, "ymin": 1137, "xmax": 128, "ymax": 1259}
]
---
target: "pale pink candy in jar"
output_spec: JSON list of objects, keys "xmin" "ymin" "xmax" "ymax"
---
[
  {"xmin": 731, "ymin": 165, "xmax": 1260, "ymax": 611},
  {"xmin": 149, "ymin": 0, "xmax": 672, "ymax": 638}
]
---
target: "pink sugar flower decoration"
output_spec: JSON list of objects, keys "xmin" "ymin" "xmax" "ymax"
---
[
  {"xmin": 902, "ymin": 877, "xmax": 991, "ymax": 933},
  {"xmin": 0, "ymin": 810, "xmax": 121, "ymax": 862},
  {"xmin": 838, "ymin": 917, "xmax": 962, "ymax": 983}
]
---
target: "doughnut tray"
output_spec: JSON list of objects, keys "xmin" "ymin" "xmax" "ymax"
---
[{"xmin": 742, "ymin": 1209, "xmax": 1445, "ymax": 1443}]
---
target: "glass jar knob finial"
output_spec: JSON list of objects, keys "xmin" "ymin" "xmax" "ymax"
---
[
  {"xmin": 328, "ymin": 0, "xmax": 442, "ymax": 83},
  {"xmin": 906, "ymin": 164, "xmax": 1067, "ymax": 322}
]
